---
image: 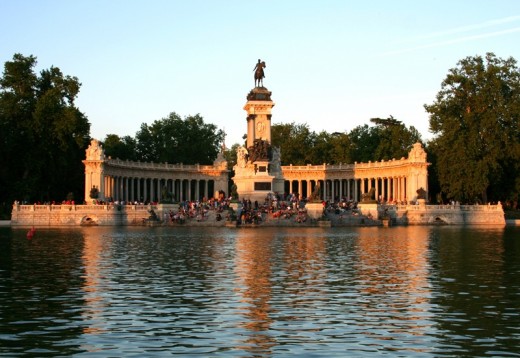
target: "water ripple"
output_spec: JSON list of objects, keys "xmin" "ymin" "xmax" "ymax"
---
[{"xmin": 0, "ymin": 226, "xmax": 519, "ymax": 356}]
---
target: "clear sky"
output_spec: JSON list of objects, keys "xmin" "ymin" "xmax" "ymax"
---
[{"xmin": 2, "ymin": 1, "xmax": 520, "ymax": 147}]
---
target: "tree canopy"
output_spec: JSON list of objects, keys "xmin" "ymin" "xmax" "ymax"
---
[
  {"xmin": 271, "ymin": 120, "xmax": 421, "ymax": 165},
  {"xmin": 0, "ymin": 54, "xmax": 90, "ymax": 210},
  {"xmin": 103, "ymin": 113, "xmax": 225, "ymax": 165},
  {"xmin": 425, "ymin": 53, "xmax": 520, "ymax": 203}
]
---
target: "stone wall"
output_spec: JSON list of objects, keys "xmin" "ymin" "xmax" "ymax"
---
[
  {"xmin": 10, "ymin": 203, "xmax": 165, "ymax": 226},
  {"xmin": 386, "ymin": 202, "xmax": 505, "ymax": 226},
  {"xmin": 11, "ymin": 202, "xmax": 506, "ymax": 227}
]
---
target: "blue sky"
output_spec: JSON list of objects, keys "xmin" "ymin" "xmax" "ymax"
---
[{"xmin": 2, "ymin": 1, "xmax": 520, "ymax": 147}]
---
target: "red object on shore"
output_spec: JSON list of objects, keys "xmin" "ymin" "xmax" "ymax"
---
[{"xmin": 27, "ymin": 227, "xmax": 35, "ymax": 239}]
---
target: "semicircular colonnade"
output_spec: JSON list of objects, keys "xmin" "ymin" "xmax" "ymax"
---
[{"xmin": 83, "ymin": 140, "xmax": 229, "ymax": 204}]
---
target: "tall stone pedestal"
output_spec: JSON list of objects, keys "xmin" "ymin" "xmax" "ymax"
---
[{"xmin": 232, "ymin": 86, "xmax": 283, "ymax": 202}]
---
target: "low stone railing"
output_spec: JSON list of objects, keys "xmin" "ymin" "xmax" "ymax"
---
[
  {"xmin": 12, "ymin": 203, "xmax": 155, "ymax": 212},
  {"xmin": 107, "ymin": 158, "xmax": 217, "ymax": 171},
  {"xmin": 392, "ymin": 203, "xmax": 503, "ymax": 212}
]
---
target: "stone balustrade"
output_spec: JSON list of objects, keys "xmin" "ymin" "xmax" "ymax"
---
[
  {"xmin": 10, "ymin": 202, "xmax": 506, "ymax": 227},
  {"xmin": 106, "ymin": 158, "xmax": 217, "ymax": 172}
]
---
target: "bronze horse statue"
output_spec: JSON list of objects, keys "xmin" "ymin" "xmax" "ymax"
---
[{"xmin": 253, "ymin": 59, "xmax": 266, "ymax": 87}]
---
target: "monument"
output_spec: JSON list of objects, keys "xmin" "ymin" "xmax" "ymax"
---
[
  {"xmin": 10, "ymin": 59, "xmax": 506, "ymax": 227},
  {"xmin": 231, "ymin": 60, "xmax": 284, "ymax": 202}
]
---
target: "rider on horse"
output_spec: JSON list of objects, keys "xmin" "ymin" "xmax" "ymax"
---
[{"xmin": 253, "ymin": 59, "xmax": 266, "ymax": 87}]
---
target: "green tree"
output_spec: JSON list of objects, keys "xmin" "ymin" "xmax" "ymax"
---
[
  {"xmin": 329, "ymin": 132, "xmax": 353, "ymax": 164},
  {"xmin": 304, "ymin": 131, "xmax": 353, "ymax": 165},
  {"xmin": 348, "ymin": 119, "xmax": 421, "ymax": 163},
  {"xmin": 134, "ymin": 112, "xmax": 224, "ymax": 164},
  {"xmin": 224, "ymin": 143, "xmax": 240, "ymax": 170},
  {"xmin": 271, "ymin": 122, "xmax": 314, "ymax": 165},
  {"xmin": 370, "ymin": 117, "xmax": 422, "ymax": 161},
  {"xmin": 102, "ymin": 134, "xmax": 137, "ymax": 160},
  {"xmin": 0, "ymin": 54, "xmax": 90, "ymax": 209},
  {"xmin": 306, "ymin": 130, "xmax": 331, "ymax": 165},
  {"xmin": 348, "ymin": 124, "xmax": 382, "ymax": 162},
  {"xmin": 425, "ymin": 53, "xmax": 520, "ymax": 203}
]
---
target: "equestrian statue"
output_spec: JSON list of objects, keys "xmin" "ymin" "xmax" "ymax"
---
[{"xmin": 253, "ymin": 59, "xmax": 266, "ymax": 87}]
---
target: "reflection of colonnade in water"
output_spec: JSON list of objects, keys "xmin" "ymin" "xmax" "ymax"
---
[
  {"xmin": 354, "ymin": 227, "xmax": 432, "ymax": 334},
  {"xmin": 80, "ymin": 229, "xmax": 110, "ymax": 336},
  {"xmin": 233, "ymin": 230, "xmax": 327, "ymax": 354}
]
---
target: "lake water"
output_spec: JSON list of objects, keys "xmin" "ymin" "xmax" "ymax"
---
[{"xmin": 1, "ymin": 226, "xmax": 519, "ymax": 357}]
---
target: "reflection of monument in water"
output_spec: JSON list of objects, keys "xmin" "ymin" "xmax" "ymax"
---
[{"xmin": 233, "ymin": 228, "xmax": 327, "ymax": 354}]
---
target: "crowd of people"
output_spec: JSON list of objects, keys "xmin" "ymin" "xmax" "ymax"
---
[
  {"xmin": 15, "ymin": 191, "xmax": 389, "ymax": 226},
  {"xmin": 97, "ymin": 192, "xmax": 371, "ymax": 225}
]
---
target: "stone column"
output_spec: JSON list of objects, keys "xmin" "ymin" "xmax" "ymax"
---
[
  {"xmin": 137, "ymin": 178, "xmax": 141, "ymax": 203},
  {"xmin": 398, "ymin": 177, "xmax": 402, "ymax": 202},
  {"xmin": 113, "ymin": 176, "xmax": 118, "ymax": 201},
  {"xmin": 114, "ymin": 176, "xmax": 119, "ymax": 201},
  {"xmin": 124, "ymin": 177, "xmax": 129, "ymax": 202},
  {"xmin": 149, "ymin": 178, "xmax": 153, "ymax": 202},
  {"xmin": 392, "ymin": 177, "xmax": 396, "ymax": 202},
  {"xmin": 112, "ymin": 176, "xmax": 116, "ymax": 200},
  {"xmin": 404, "ymin": 177, "xmax": 407, "ymax": 202},
  {"xmin": 401, "ymin": 177, "xmax": 405, "ymax": 202},
  {"xmin": 129, "ymin": 178, "xmax": 133, "ymax": 202},
  {"xmin": 158, "ymin": 179, "xmax": 162, "ymax": 203},
  {"xmin": 103, "ymin": 176, "xmax": 107, "ymax": 200}
]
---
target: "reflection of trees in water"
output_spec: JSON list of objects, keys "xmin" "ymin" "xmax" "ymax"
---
[
  {"xmin": 353, "ymin": 227, "xmax": 433, "ymax": 341},
  {"xmin": 3, "ymin": 229, "xmax": 87, "ymax": 355},
  {"xmin": 428, "ymin": 227, "xmax": 518, "ymax": 356}
]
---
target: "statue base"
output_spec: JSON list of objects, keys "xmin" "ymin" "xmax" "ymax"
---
[
  {"xmin": 232, "ymin": 161, "xmax": 284, "ymax": 202},
  {"xmin": 305, "ymin": 202, "xmax": 324, "ymax": 219},
  {"xmin": 357, "ymin": 203, "xmax": 379, "ymax": 218}
]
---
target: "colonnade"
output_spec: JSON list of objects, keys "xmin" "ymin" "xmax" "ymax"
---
[
  {"xmin": 284, "ymin": 176, "xmax": 409, "ymax": 203},
  {"xmin": 83, "ymin": 139, "xmax": 230, "ymax": 204},
  {"xmin": 102, "ymin": 176, "xmax": 217, "ymax": 203},
  {"xmin": 84, "ymin": 140, "xmax": 428, "ymax": 205}
]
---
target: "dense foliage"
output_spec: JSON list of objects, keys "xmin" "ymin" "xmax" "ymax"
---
[
  {"xmin": 425, "ymin": 53, "xmax": 520, "ymax": 203},
  {"xmin": 0, "ymin": 54, "xmax": 90, "ymax": 212},
  {"xmin": 271, "ymin": 120, "xmax": 421, "ymax": 165},
  {"xmin": 102, "ymin": 113, "xmax": 225, "ymax": 165}
]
